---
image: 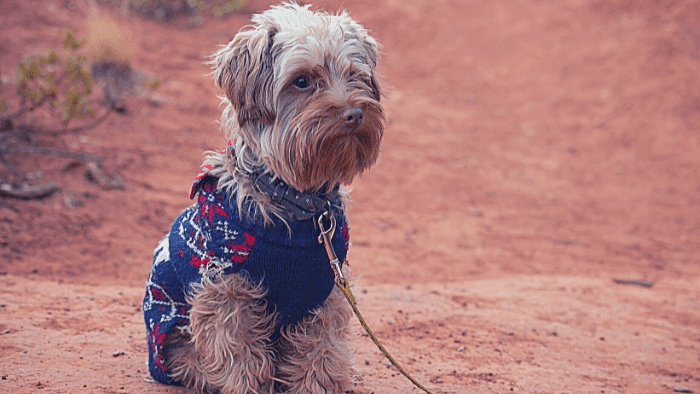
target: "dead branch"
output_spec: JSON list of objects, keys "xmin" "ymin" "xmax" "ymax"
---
[
  {"xmin": 14, "ymin": 108, "xmax": 115, "ymax": 136},
  {"xmin": 0, "ymin": 181, "xmax": 59, "ymax": 199},
  {"xmin": 0, "ymin": 146, "xmax": 103, "ymax": 162},
  {"xmin": 86, "ymin": 162, "xmax": 125, "ymax": 190},
  {"xmin": 0, "ymin": 154, "xmax": 27, "ymax": 179}
]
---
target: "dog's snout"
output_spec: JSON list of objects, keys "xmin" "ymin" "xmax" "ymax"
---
[{"xmin": 341, "ymin": 107, "xmax": 363, "ymax": 129}]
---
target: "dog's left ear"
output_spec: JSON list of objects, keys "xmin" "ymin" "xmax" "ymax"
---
[
  {"xmin": 361, "ymin": 37, "xmax": 382, "ymax": 101},
  {"xmin": 341, "ymin": 18, "xmax": 382, "ymax": 101},
  {"xmin": 213, "ymin": 26, "xmax": 277, "ymax": 127}
]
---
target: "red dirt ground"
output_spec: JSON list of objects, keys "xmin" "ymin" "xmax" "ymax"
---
[{"xmin": 1, "ymin": 0, "xmax": 699, "ymax": 393}]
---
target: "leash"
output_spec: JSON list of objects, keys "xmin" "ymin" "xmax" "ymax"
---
[{"xmin": 317, "ymin": 206, "xmax": 437, "ymax": 394}]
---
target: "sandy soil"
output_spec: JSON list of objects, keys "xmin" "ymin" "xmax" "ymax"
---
[{"xmin": 1, "ymin": 0, "xmax": 699, "ymax": 393}]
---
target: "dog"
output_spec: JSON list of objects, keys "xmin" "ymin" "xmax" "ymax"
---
[{"xmin": 142, "ymin": 3, "xmax": 385, "ymax": 394}]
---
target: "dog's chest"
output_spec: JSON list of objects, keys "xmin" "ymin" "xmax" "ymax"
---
[{"xmin": 171, "ymin": 182, "xmax": 350, "ymax": 330}]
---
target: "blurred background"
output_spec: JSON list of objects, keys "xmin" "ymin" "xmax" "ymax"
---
[{"xmin": 1, "ymin": 1, "xmax": 698, "ymax": 393}]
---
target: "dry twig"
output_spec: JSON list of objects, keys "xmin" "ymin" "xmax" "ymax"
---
[{"xmin": 612, "ymin": 279, "xmax": 654, "ymax": 288}]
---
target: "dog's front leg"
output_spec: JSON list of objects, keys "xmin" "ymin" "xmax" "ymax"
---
[
  {"xmin": 276, "ymin": 285, "xmax": 357, "ymax": 394},
  {"xmin": 166, "ymin": 274, "xmax": 277, "ymax": 394}
]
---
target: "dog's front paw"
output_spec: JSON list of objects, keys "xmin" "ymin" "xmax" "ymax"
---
[
  {"xmin": 187, "ymin": 274, "xmax": 277, "ymax": 394},
  {"xmin": 276, "ymin": 286, "xmax": 356, "ymax": 394}
]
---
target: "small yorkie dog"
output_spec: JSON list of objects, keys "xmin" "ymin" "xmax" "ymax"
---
[{"xmin": 143, "ymin": 3, "xmax": 384, "ymax": 394}]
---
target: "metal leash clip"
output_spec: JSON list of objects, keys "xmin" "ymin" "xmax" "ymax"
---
[
  {"xmin": 318, "ymin": 201, "xmax": 346, "ymax": 286},
  {"xmin": 316, "ymin": 201, "xmax": 436, "ymax": 394}
]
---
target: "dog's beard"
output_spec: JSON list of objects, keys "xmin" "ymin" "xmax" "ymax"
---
[{"xmin": 262, "ymin": 91, "xmax": 385, "ymax": 193}]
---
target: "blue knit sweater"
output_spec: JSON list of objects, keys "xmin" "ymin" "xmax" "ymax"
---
[{"xmin": 143, "ymin": 175, "xmax": 349, "ymax": 385}]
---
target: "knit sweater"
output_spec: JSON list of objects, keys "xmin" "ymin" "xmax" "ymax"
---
[{"xmin": 143, "ymin": 174, "xmax": 349, "ymax": 385}]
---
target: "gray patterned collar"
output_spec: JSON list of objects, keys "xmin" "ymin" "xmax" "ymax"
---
[{"xmin": 252, "ymin": 171, "xmax": 340, "ymax": 221}]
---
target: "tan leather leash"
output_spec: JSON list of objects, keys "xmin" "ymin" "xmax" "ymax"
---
[{"xmin": 317, "ymin": 207, "xmax": 437, "ymax": 394}]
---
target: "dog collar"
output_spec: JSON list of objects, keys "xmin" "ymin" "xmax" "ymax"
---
[
  {"xmin": 189, "ymin": 139, "xmax": 340, "ymax": 221},
  {"xmin": 253, "ymin": 170, "xmax": 340, "ymax": 221}
]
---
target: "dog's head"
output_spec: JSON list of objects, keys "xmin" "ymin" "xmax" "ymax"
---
[{"xmin": 212, "ymin": 2, "xmax": 384, "ymax": 193}]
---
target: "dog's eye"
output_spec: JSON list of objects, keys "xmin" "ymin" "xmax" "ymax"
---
[{"xmin": 292, "ymin": 75, "xmax": 311, "ymax": 90}]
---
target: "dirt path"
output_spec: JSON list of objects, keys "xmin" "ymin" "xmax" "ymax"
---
[{"xmin": 1, "ymin": 0, "xmax": 699, "ymax": 393}]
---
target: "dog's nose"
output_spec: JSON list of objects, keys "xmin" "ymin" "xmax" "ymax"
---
[{"xmin": 341, "ymin": 107, "xmax": 363, "ymax": 129}]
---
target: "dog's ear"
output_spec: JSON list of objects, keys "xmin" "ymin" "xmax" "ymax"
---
[
  {"xmin": 340, "ymin": 17, "xmax": 382, "ymax": 101},
  {"xmin": 359, "ymin": 36, "xmax": 382, "ymax": 101},
  {"xmin": 213, "ymin": 27, "xmax": 277, "ymax": 126},
  {"xmin": 366, "ymin": 55, "xmax": 382, "ymax": 102}
]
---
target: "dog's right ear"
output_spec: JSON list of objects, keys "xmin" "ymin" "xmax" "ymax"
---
[{"xmin": 213, "ymin": 27, "xmax": 277, "ymax": 127}]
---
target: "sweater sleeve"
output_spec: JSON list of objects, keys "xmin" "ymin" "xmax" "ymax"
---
[{"xmin": 143, "ymin": 235, "xmax": 190, "ymax": 386}]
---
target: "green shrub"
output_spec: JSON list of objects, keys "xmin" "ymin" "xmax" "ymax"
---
[
  {"xmin": 3, "ymin": 30, "xmax": 94, "ymax": 128},
  {"xmin": 127, "ymin": 0, "xmax": 246, "ymax": 21}
]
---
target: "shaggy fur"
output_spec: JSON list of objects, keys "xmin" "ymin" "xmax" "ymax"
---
[
  {"xmin": 277, "ymin": 285, "xmax": 357, "ymax": 394},
  {"xmin": 205, "ymin": 1, "xmax": 384, "ymax": 223},
  {"xmin": 160, "ymin": 3, "xmax": 384, "ymax": 393},
  {"xmin": 164, "ymin": 275, "xmax": 277, "ymax": 394}
]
